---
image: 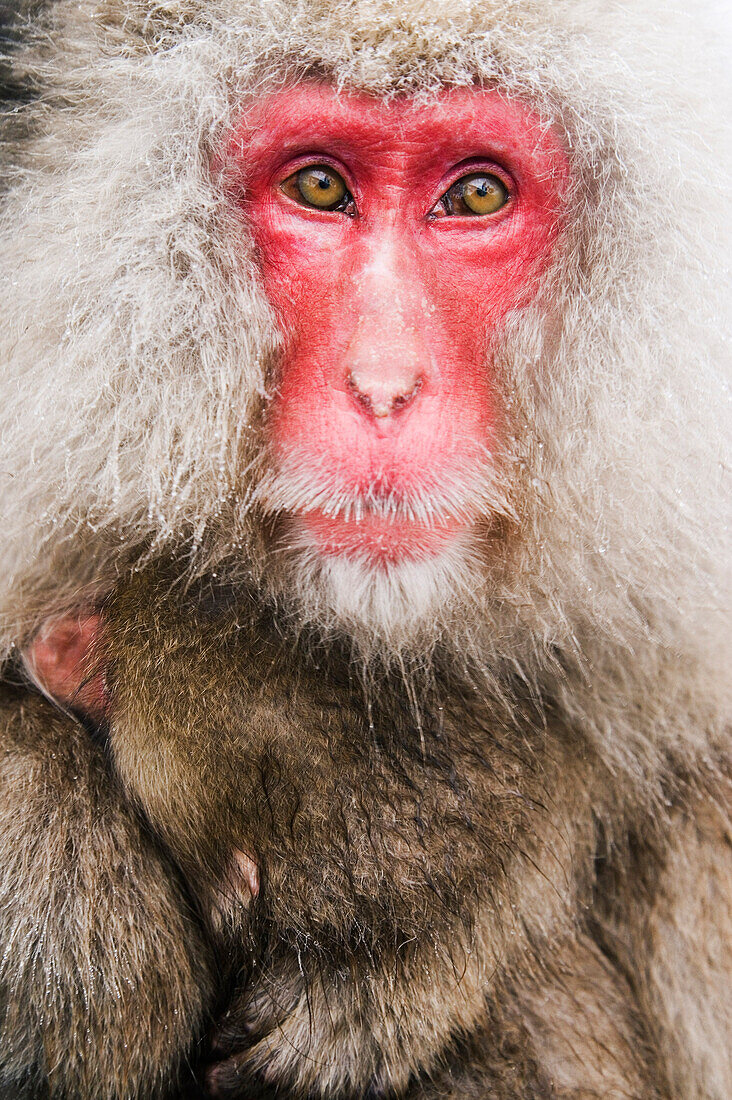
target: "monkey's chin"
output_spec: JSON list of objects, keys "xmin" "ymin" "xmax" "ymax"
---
[
  {"xmin": 274, "ymin": 515, "xmax": 481, "ymax": 657},
  {"xmin": 299, "ymin": 511, "xmax": 465, "ymax": 565}
]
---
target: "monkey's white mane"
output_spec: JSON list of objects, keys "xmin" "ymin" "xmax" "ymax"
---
[{"xmin": 0, "ymin": 0, "xmax": 729, "ymax": 780}]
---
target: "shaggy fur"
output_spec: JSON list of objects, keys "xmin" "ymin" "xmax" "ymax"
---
[
  {"xmin": 0, "ymin": 0, "xmax": 729, "ymax": 1097},
  {"xmin": 106, "ymin": 568, "xmax": 668, "ymax": 1098},
  {"xmin": 0, "ymin": 682, "xmax": 215, "ymax": 1097},
  {"xmin": 0, "ymin": 0, "xmax": 727, "ymax": 763}
]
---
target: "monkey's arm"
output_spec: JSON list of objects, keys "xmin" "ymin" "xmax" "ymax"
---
[
  {"xmin": 0, "ymin": 684, "xmax": 214, "ymax": 1099},
  {"xmin": 653, "ymin": 802, "xmax": 732, "ymax": 1100},
  {"xmin": 494, "ymin": 792, "xmax": 732, "ymax": 1100},
  {"xmin": 204, "ymin": 927, "xmax": 663, "ymax": 1100},
  {"xmin": 601, "ymin": 793, "xmax": 732, "ymax": 1100}
]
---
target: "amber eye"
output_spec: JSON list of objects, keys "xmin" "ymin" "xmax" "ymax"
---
[
  {"xmin": 281, "ymin": 165, "xmax": 353, "ymax": 213},
  {"xmin": 437, "ymin": 172, "xmax": 509, "ymax": 217}
]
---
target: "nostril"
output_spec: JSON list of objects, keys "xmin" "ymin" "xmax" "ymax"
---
[
  {"xmin": 347, "ymin": 371, "xmax": 423, "ymax": 419},
  {"xmin": 391, "ymin": 377, "xmax": 422, "ymax": 411}
]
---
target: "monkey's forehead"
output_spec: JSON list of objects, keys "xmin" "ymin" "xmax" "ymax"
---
[
  {"xmin": 226, "ymin": 82, "xmax": 569, "ymax": 178},
  {"xmin": 17, "ymin": 0, "xmax": 664, "ymax": 106},
  {"xmin": 11, "ymin": 0, "xmax": 718, "ymax": 167},
  {"xmin": 63, "ymin": 0, "xmax": 570, "ymax": 78}
]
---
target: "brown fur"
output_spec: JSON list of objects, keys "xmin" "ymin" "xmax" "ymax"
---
[
  {"xmin": 0, "ymin": 681, "xmax": 214, "ymax": 1098},
  {"xmin": 0, "ymin": 0, "xmax": 729, "ymax": 1096},
  {"xmin": 85, "ymin": 565, "xmax": 722, "ymax": 1098}
]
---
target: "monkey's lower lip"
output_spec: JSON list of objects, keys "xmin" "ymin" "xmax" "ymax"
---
[{"xmin": 298, "ymin": 511, "xmax": 465, "ymax": 563}]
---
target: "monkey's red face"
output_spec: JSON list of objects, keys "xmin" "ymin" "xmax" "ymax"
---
[
  {"xmin": 25, "ymin": 85, "xmax": 571, "ymax": 713},
  {"xmin": 232, "ymin": 85, "xmax": 568, "ymax": 565}
]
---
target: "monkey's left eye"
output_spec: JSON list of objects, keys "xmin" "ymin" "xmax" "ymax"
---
[
  {"xmin": 434, "ymin": 172, "xmax": 510, "ymax": 217},
  {"xmin": 281, "ymin": 165, "xmax": 355, "ymax": 214}
]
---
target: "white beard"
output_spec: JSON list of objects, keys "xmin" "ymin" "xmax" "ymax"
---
[
  {"xmin": 271, "ymin": 523, "xmax": 485, "ymax": 659},
  {"xmin": 251, "ymin": 450, "xmax": 513, "ymax": 657}
]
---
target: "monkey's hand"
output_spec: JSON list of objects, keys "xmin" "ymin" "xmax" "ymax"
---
[
  {"xmin": 196, "ymin": 931, "xmax": 663, "ymax": 1100},
  {"xmin": 0, "ymin": 684, "xmax": 214, "ymax": 1099}
]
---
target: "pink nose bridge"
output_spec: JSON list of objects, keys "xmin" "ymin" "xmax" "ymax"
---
[{"xmin": 344, "ymin": 236, "xmax": 429, "ymax": 420}]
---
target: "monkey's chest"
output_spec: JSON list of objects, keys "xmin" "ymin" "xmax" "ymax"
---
[{"xmin": 109, "ymin": 595, "xmax": 535, "ymax": 943}]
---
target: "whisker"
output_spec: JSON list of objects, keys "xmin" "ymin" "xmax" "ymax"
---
[{"xmin": 250, "ymin": 447, "xmax": 515, "ymax": 529}]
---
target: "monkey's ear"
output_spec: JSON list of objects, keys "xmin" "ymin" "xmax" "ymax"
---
[{"xmin": 22, "ymin": 613, "xmax": 109, "ymax": 721}]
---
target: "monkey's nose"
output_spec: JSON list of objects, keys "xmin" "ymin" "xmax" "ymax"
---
[{"xmin": 347, "ymin": 368, "xmax": 423, "ymax": 419}]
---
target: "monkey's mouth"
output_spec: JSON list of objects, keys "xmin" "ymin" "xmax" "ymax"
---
[
  {"xmin": 297, "ymin": 508, "xmax": 466, "ymax": 564},
  {"xmin": 253, "ymin": 458, "xmax": 514, "ymax": 564}
]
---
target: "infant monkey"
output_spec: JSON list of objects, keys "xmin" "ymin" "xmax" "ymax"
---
[{"xmin": 100, "ymin": 566, "xmax": 721, "ymax": 1099}]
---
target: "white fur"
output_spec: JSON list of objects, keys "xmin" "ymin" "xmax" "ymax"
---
[{"xmin": 0, "ymin": 0, "xmax": 729, "ymax": 785}]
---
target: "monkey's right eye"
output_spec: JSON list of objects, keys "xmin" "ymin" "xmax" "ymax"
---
[{"xmin": 281, "ymin": 165, "xmax": 355, "ymax": 214}]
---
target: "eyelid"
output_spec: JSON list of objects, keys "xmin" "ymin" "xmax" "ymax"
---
[
  {"xmin": 275, "ymin": 155, "xmax": 358, "ymax": 212},
  {"xmin": 270, "ymin": 155, "xmax": 515, "ymax": 218},
  {"xmin": 429, "ymin": 160, "xmax": 515, "ymax": 216}
]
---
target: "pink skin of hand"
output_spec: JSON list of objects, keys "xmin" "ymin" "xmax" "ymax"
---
[
  {"xmin": 23, "ymin": 612, "xmax": 110, "ymax": 722},
  {"xmin": 230, "ymin": 83, "xmax": 569, "ymax": 563}
]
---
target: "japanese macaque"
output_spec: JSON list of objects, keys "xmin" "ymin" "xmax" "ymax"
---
[{"xmin": 0, "ymin": 1, "xmax": 729, "ymax": 1098}]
